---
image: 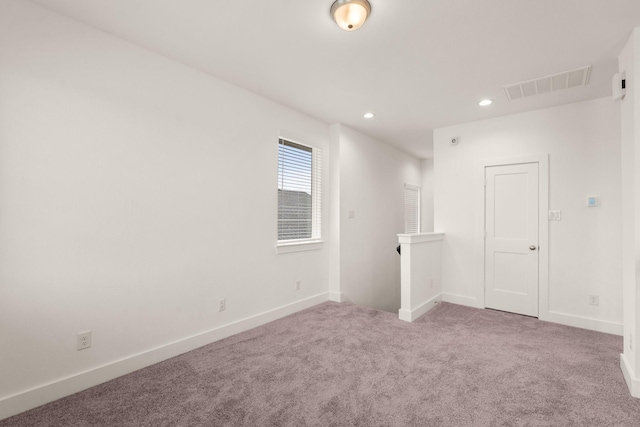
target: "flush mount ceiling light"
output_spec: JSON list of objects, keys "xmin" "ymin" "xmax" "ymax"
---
[
  {"xmin": 331, "ymin": 0, "xmax": 371, "ymax": 31},
  {"xmin": 478, "ymin": 99, "xmax": 493, "ymax": 107},
  {"xmin": 363, "ymin": 112, "xmax": 375, "ymax": 119}
]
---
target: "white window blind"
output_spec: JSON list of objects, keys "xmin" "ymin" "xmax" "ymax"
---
[
  {"xmin": 404, "ymin": 184, "xmax": 421, "ymax": 234},
  {"xmin": 278, "ymin": 138, "xmax": 322, "ymax": 242}
]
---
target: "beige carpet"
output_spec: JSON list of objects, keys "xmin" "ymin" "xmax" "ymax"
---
[{"xmin": 2, "ymin": 301, "xmax": 639, "ymax": 426}]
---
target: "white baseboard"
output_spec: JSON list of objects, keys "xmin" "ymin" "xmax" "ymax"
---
[
  {"xmin": 541, "ymin": 310, "xmax": 623, "ymax": 336},
  {"xmin": 0, "ymin": 293, "xmax": 330, "ymax": 422},
  {"xmin": 441, "ymin": 293, "xmax": 481, "ymax": 308},
  {"xmin": 621, "ymin": 353, "xmax": 640, "ymax": 398},
  {"xmin": 329, "ymin": 291, "xmax": 346, "ymax": 303},
  {"xmin": 440, "ymin": 293, "xmax": 622, "ymax": 336},
  {"xmin": 399, "ymin": 294, "xmax": 442, "ymax": 322}
]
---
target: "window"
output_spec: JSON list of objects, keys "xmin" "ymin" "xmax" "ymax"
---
[
  {"xmin": 277, "ymin": 138, "xmax": 322, "ymax": 244},
  {"xmin": 404, "ymin": 184, "xmax": 421, "ymax": 234}
]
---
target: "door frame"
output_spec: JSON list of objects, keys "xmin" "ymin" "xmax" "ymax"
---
[{"xmin": 474, "ymin": 154, "xmax": 549, "ymax": 319}]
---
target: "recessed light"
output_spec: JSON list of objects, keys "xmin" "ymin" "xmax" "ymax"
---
[
  {"xmin": 363, "ymin": 112, "xmax": 375, "ymax": 119},
  {"xmin": 479, "ymin": 99, "xmax": 493, "ymax": 107}
]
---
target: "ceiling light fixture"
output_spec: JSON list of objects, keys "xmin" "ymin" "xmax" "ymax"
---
[
  {"xmin": 363, "ymin": 112, "xmax": 375, "ymax": 119},
  {"xmin": 478, "ymin": 99, "xmax": 493, "ymax": 107},
  {"xmin": 331, "ymin": 0, "xmax": 371, "ymax": 31}
]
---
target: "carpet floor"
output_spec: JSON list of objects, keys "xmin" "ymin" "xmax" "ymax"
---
[{"xmin": 2, "ymin": 301, "xmax": 640, "ymax": 426}]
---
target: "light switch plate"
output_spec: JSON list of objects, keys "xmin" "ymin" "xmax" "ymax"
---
[{"xmin": 548, "ymin": 210, "xmax": 562, "ymax": 221}]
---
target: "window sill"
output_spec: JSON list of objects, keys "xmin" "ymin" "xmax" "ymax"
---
[{"xmin": 276, "ymin": 240, "xmax": 324, "ymax": 254}]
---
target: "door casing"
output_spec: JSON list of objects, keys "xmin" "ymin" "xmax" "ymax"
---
[
  {"xmin": 474, "ymin": 154, "xmax": 549, "ymax": 318},
  {"xmin": 485, "ymin": 162, "xmax": 539, "ymax": 317}
]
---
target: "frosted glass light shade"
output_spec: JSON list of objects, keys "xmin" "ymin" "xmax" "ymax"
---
[{"xmin": 331, "ymin": 0, "xmax": 371, "ymax": 31}]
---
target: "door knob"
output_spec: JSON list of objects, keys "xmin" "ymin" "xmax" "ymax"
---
[{"xmin": 529, "ymin": 245, "xmax": 537, "ymax": 251}]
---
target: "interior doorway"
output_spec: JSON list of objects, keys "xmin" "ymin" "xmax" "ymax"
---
[{"xmin": 484, "ymin": 162, "xmax": 540, "ymax": 317}]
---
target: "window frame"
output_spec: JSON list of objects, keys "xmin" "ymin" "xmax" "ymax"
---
[
  {"xmin": 276, "ymin": 133, "xmax": 323, "ymax": 253},
  {"xmin": 404, "ymin": 183, "xmax": 421, "ymax": 234}
]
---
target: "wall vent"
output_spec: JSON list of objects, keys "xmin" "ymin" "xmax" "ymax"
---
[{"xmin": 503, "ymin": 65, "xmax": 591, "ymax": 101}]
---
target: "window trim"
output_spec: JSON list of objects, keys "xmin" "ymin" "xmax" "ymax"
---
[
  {"xmin": 275, "ymin": 239, "xmax": 323, "ymax": 254},
  {"xmin": 404, "ymin": 183, "xmax": 421, "ymax": 234},
  {"xmin": 276, "ymin": 131, "xmax": 323, "ymax": 253}
]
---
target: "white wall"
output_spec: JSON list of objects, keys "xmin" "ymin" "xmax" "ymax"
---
[
  {"xmin": 398, "ymin": 233, "xmax": 443, "ymax": 322},
  {"xmin": 337, "ymin": 125, "xmax": 421, "ymax": 313},
  {"xmin": 421, "ymin": 158, "xmax": 434, "ymax": 232},
  {"xmin": 434, "ymin": 97, "xmax": 622, "ymax": 334},
  {"xmin": 619, "ymin": 27, "xmax": 640, "ymax": 397},
  {"xmin": 0, "ymin": 0, "xmax": 332, "ymax": 417},
  {"xmin": 328, "ymin": 124, "xmax": 343, "ymax": 302}
]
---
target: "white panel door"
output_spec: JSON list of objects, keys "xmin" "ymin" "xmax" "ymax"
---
[{"xmin": 485, "ymin": 163, "xmax": 539, "ymax": 317}]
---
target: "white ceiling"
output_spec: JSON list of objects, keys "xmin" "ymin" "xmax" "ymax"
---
[{"xmin": 31, "ymin": 0, "xmax": 640, "ymax": 159}]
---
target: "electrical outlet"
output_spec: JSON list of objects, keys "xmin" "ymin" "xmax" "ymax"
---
[
  {"xmin": 295, "ymin": 280, "xmax": 301, "ymax": 291},
  {"xmin": 218, "ymin": 298, "xmax": 226, "ymax": 312},
  {"xmin": 588, "ymin": 295, "xmax": 599, "ymax": 306},
  {"xmin": 77, "ymin": 331, "xmax": 92, "ymax": 351}
]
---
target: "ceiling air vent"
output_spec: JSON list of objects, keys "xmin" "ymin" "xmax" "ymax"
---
[{"xmin": 503, "ymin": 65, "xmax": 591, "ymax": 101}]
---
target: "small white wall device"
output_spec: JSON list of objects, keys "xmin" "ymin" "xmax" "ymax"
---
[
  {"xmin": 548, "ymin": 210, "xmax": 562, "ymax": 221},
  {"xmin": 612, "ymin": 72, "xmax": 626, "ymax": 101}
]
